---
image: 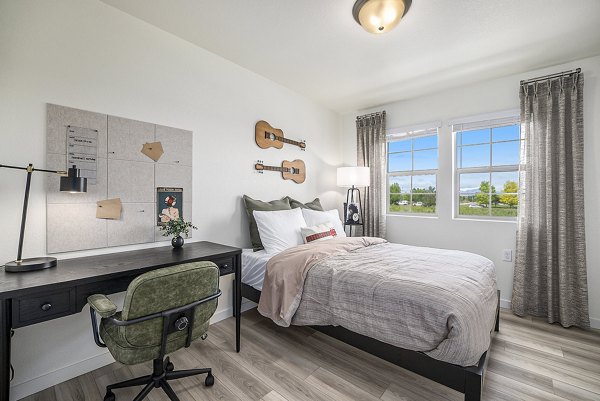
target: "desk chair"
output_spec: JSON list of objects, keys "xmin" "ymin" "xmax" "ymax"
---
[{"xmin": 87, "ymin": 261, "xmax": 221, "ymax": 401}]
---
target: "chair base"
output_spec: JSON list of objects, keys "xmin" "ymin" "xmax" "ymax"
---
[{"xmin": 104, "ymin": 356, "xmax": 213, "ymax": 401}]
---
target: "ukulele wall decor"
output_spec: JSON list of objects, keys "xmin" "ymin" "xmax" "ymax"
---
[
  {"xmin": 255, "ymin": 120, "xmax": 306, "ymax": 150},
  {"xmin": 254, "ymin": 159, "xmax": 306, "ymax": 184}
]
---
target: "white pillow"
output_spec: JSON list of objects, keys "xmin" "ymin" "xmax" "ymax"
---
[
  {"xmin": 301, "ymin": 222, "xmax": 338, "ymax": 244},
  {"xmin": 253, "ymin": 208, "xmax": 307, "ymax": 254},
  {"xmin": 301, "ymin": 209, "xmax": 346, "ymax": 238}
]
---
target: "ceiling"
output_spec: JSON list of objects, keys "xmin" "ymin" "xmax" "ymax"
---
[{"xmin": 101, "ymin": 0, "xmax": 600, "ymax": 113}]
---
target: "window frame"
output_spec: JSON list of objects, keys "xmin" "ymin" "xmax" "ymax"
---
[
  {"xmin": 386, "ymin": 125, "xmax": 439, "ymax": 216},
  {"xmin": 452, "ymin": 116, "xmax": 523, "ymax": 221}
]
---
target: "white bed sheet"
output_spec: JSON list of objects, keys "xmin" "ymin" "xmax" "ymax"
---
[{"xmin": 241, "ymin": 249, "xmax": 271, "ymax": 291}]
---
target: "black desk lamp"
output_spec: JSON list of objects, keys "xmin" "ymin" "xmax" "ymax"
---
[{"xmin": 1, "ymin": 163, "xmax": 87, "ymax": 272}]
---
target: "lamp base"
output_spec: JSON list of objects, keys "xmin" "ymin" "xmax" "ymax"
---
[{"xmin": 4, "ymin": 257, "xmax": 57, "ymax": 273}]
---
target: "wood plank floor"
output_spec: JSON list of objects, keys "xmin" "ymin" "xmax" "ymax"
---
[{"xmin": 20, "ymin": 309, "xmax": 600, "ymax": 401}]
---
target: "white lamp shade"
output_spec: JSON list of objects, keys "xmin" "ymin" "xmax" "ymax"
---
[{"xmin": 337, "ymin": 167, "xmax": 370, "ymax": 187}]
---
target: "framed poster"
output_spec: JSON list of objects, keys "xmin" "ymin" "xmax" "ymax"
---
[{"xmin": 157, "ymin": 187, "xmax": 183, "ymax": 226}]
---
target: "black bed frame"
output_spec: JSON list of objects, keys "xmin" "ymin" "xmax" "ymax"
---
[{"xmin": 242, "ymin": 284, "xmax": 500, "ymax": 401}]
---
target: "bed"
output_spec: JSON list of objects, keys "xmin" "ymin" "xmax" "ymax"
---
[{"xmin": 240, "ymin": 237, "xmax": 499, "ymax": 401}]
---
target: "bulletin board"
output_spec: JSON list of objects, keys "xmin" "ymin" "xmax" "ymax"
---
[{"xmin": 46, "ymin": 104, "xmax": 193, "ymax": 253}]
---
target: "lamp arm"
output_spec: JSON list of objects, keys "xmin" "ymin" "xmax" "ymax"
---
[{"xmin": 0, "ymin": 164, "xmax": 67, "ymax": 175}]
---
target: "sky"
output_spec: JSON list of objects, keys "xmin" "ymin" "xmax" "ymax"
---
[{"xmin": 388, "ymin": 125, "xmax": 521, "ymax": 193}]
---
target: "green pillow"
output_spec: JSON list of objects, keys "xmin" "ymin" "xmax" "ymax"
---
[
  {"xmin": 284, "ymin": 196, "xmax": 324, "ymax": 211},
  {"xmin": 243, "ymin": 195, "xmax": 291, "ymax": 250}
]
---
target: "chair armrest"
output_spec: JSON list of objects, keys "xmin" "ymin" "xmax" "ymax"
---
[{"xmin": 87, "ymin": 294, "xmax": 117, "ymax": 318}]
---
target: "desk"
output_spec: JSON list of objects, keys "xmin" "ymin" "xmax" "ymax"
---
[{"xmin": 0, "ymin": 241, "xmax": 242, "ymax": 401}]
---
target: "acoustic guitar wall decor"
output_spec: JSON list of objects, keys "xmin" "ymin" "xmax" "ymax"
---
[
  {"xmin": 255, "ymin": 120, "xmax": 306, "ymax": 150},
  {"xmin": 255, "ymin": 159, "xmax": 306, "ymax": 184}
]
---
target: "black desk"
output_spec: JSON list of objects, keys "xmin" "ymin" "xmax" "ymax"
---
[{"xmin": 0, "ymin": 241, "xmax": 242, "ymax": 401}]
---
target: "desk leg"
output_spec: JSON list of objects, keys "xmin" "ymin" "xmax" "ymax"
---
[
  {"xmin": 235, "ymin": 253, "xmax": 241, "ymax": 352},
  {"xmin": 0, "ymin": 299, "xmax": 12, "ymax": 401},
  {"xmin": 232, "ymin": 277, "xmax": 237, "ymax": 318}
]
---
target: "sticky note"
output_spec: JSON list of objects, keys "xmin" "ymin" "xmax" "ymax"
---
[
  {"xmin": 96, "ymin": 198, "xmax": 122, "ymax": 219},
  {"xmin": 141, "ymin": 142, "xmax": 164, "ymax": 162}
]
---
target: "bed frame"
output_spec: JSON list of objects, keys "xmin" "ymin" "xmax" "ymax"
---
[{"xmin": 241, "ymin": 284, "xmax": 500, "ymax": 401}]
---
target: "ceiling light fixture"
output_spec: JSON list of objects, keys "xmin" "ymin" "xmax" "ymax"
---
[{"xmin": 352, "ymin": 0, "xmax": 412, "ymax": 34}]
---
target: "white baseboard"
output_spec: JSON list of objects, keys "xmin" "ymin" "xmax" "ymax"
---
[
  {"xmin": 10, "ymin": 351, "xmax": 114, "ymax": 401},
  {"xmin": 209, "ymin": 305, "xmax": 234, "ymax": 324},
  {"xmin": 499, "ymin": 298, "xmax": 511, "ymax": 310},
  {"xmin": 499, "ymin": 298, "xmax": 600, "ymax": 329},
  {"xmin": 11, "ymin": 305, "xmax": 243, "ymax": 400}
]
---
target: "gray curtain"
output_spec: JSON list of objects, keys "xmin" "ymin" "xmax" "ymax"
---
[
  {"xmin": 511, "ymin": 72, "xmax": 589, "ymax": 328},
  {"xmin": 356, "ymin": 111, "xmax": 386, "ymax": 238}
]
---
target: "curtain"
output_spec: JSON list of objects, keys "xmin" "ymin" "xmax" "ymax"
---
[
  {"xmin": 356, "ymin": 111, "xmax": 386, "ymax": 238},
  {"xmin": 511, "ymin": 72, "xmax": 589, "ymax": 328}
]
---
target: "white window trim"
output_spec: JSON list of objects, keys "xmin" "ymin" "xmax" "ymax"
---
[
  {"xmin": 386, "ymin": 123, "xmax": 440, "ymax": 217},
  {"xmin": 447, "ymin": 109, "xmax": 519, "ymax": 128},
  {"xmin": 452, "ymin": 114, "xmax": 522, "ymax": 222}
]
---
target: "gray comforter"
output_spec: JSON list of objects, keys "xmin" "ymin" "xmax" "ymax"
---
[{"xmin": 258, "ymin": 238, "xmax": 498, "ymax": 367}]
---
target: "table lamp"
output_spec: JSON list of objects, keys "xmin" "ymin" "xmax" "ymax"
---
[
  {"xmin": 1, "ymin": 163, "xmax": 87, "ymax": 272},
  {"xmin": 337, "ymin": 166, "xmax": 370, "ymax": 226}
]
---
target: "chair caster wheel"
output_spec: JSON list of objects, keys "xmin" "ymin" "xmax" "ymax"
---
[
  {"xmin": 104, "ymin": 390, "xmax": 115, "ymax": 401},
  {"xmin": 166, "ymin": 362, "xmax": 174, "ymax": 371},
  {"xmin": 205, "ymin": 373, "xmax": 215, "ymax": 386}
]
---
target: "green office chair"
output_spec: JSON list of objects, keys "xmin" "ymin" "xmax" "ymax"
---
[{"xmin": 87, "ymin": 261, "xmax": 221, "ymax": 401}]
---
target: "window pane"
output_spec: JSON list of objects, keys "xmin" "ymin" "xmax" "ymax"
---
[
  {"xmin": 389, "ymin": 174, "xmax": 411, "ymax": 213},
  {"xmin": 460, "ymin": 129, "xmax": 489, "ymax": 146},
  {"xmin": 460, "ymin": 144, "xmax": 490, "ymax": 168},
  {"xmin": 412, "ymin": 194, "xmax": 436, "ymax": 213},
  {"xmin": 412, "ymin": 174, "xmax": 436, "ymax": 193},
  {"xmin": 414, "ymin": 135, "xmax": 437, "ymax": 150},
  {"xmin": 388, "ymin": 152, "xmax": 411, "ymax": 172},
  {"xmin": 492, "ymin": 171, "xmax": 519, "ymax": 214},
  {"xmin": 459, "ymin": 194, "xmax": 490, "ymax": 216},
  {"xmin": 389, "ymin": 193, "xmax": 411, "ymax": 213},
  {"xmin": 492, "ymin": 141, "xmax": 520, "ymax": 166},
  {"xmin": 388, "ymin": 140, "xmax": 411, "ymax": 153},
  {"xmin": 413, "ymin": 149, "xmax": 438, "ymax": 170},
  {"xmin": 459, "ymin": 172, "xmax": 490, "ymax": 193},
  {"xmin": 389, "ymin": 176, "xmax": 411, "ymax": 194},
  {"xmin": 492, "ymin": 171, "xmax": 519, "ymax": 193},
  {"xmin": 492, "ymin": 125, "xmax": 520, "ymax": 142}
]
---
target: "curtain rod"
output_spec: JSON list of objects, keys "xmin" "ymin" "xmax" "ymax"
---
[
  {"xmin": 520, "ymin": 68, "xmax": 580, "ymax": 86},
  {"xmin": 356, "ymin": 110, "xmax": 385, "ymax": 120}
]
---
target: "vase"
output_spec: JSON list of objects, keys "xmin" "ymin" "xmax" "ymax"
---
[{"xmin": 171, "ymin": 236, "xmax": 184, "ymax": 248}]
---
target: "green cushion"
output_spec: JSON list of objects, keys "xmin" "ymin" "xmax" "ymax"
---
[
  {"xmin": 243, "ymin": 195, "xmax": 291, "ymax": 250},
  {"xmin": 284, "ymin": 196, "xmax": 324, "ymax": 211},
  {"xmin": 101, "ymin": 313, "xmax": 210, "ymax": 365},
  {"xmin": 99, "ymin": 261, "xmax": 219, "ymax": 365},
  {"xmin": 88, "ymin": 294, "xmax": 117, "ymax": 318}
]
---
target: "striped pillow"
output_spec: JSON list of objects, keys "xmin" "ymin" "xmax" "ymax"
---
[{"xmin": 301, "ymin": 222, "xmax": 338, "ymax": 244}]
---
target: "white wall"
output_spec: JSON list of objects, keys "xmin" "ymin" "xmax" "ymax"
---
[
  {"xmin": 342, "ymin": 55, "xmax": 600, "ymax": 328},
  {"xmin": 0, "ymin": 0, "xmax": 342, "ymax": 399}
]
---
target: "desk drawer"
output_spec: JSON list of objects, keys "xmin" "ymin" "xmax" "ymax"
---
[
  {"xmin": 13, "ymin": 288, "xmax": 76, "ymax": 328},
  {"xmin": 213, "ymin": 257, "xmax": 234, "ymax": 276}
]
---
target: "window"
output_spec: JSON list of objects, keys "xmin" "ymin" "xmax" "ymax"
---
[
  {"xmin": 453, "ymin": 115, "xmax": 523, "ymax": 219},
  {"xmin": 387, "ymin": 126, "xmax": 438, "ymax": 214}
]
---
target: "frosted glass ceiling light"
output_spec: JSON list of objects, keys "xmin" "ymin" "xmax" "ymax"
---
[{"xmin": 352, "ymin": 0, "xmax": 412, "ymax": 34}]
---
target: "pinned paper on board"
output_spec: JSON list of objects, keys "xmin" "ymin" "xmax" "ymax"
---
[
  {"xmin": 96, "ymin": 198, "xmax": 122, "ymax": 219},
  {"xmin": 141, "ymin": 142, "xmax": 164, "ymax": 162}
]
